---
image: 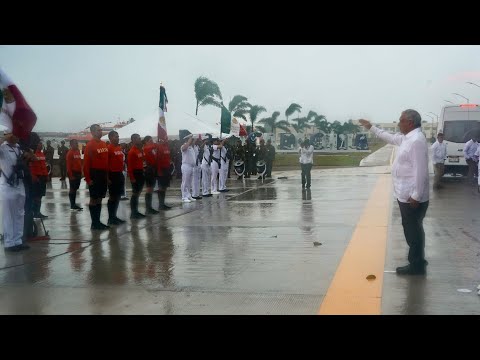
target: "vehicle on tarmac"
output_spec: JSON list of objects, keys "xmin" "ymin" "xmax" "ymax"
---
[{"xmin": 438, "ymin": 104, "xmax": 480, "ymax": 176}]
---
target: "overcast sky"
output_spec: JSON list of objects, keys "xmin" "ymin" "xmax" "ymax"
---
[{"xmin": 2, "ymin": 45, "xmax": 480, "ymax": 132}]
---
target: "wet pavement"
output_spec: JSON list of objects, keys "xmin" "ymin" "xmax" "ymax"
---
[{"xmin": 1, "ymin": 146, "xmax": 479, "ymax": 314}]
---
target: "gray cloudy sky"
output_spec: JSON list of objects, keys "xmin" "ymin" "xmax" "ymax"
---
[{"xmin": 2, "ymin": 45, "xmax": 480, "ymax": 132}]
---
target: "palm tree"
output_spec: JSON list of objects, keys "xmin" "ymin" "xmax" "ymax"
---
[
  {"xmin": 306, "ymin": 111, "xmax": 318, "ymax": 122},
  {"xmin": 248, "ymin": 105, "xmax": 267, "ymax": 132},
  {"xmin": 310, "ymin": 114, "xmax": 328, "ymax": 133},
  {"xmin": 341, "ymin": 119, "xmax": 361, "ymax": 134},
  {"xmin": 194, "ymin": 76, "xmax": 223, "ymax": 115},
  {"xmin": 330, "ymin": 120, "xmax": 343, "ymax": 134},
  {"xmin": 227, "ymin": 95, "xmax": 251, "ymax": 121},
  {"xmin": 285, "ymin": 103, "xmax": 302, "ymax": 122},
  {"xmin": 291, "ymin": 117, "xmax": 311, "ymax": 135},
  {"xmin": 256, "ymin": 111, "xmax": 290, "ymax": 144}
]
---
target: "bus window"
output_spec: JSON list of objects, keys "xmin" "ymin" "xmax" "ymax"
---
[{"xmin": 443, "ymin": 120, "xmax": 479, "ymax": 143}]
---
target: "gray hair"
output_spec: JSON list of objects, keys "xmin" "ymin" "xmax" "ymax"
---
[{"xmin": 402, "ymin": 109, "xmax": 422, "ymax": 128}]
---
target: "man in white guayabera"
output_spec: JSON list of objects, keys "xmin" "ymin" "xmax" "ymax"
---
[{"xmin": 359, "ymin": 109, "xmax": 429, "ymax": 276}]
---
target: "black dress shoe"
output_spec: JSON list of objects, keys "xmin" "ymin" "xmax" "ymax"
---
[
  {"xmin": 396, "ymin": 264, "xmax": 426, "ymax": 275},
  {"xmin": 5, "ymin": 245, "xmax": 20, "ymax": 252},
  {"xmin": 146, "ymin": 208, "xmax": 160, "ymax": 214},
  {"xmin": 91, "ymin": 223, "xmax": 110, "ymax": 230},
  {"xmin": 108, "ymin": 218, "xmax": 124, "ymax": 225},
  {"xmin": 191, "ymin": 196, "xmax": 203, "ymax": 200},
  {"xmin": 130, "ymin": 212, "xmax": 146, "ymax": 219},
  {"xmin": 17, "ymin": 244, "xmax": 30, "ymax": 251},
  {"xmin": 159, "ymin": 204, "xmax": 172, "ymax": 210},
  {"xmin": 203, "ymin": 194, "xmax": 212, "ymax": 197}
]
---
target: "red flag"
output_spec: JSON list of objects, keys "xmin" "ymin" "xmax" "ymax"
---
[
  {"xmin": 0, "ymin": 68, "xmax": 37, "ymax": 141},
  {"xmin": 239, "ymin": 124, "xmax": 247, "ymax": 137}
]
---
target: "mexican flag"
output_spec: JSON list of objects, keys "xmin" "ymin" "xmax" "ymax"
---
[
  {"xmin": 220, "ymin": 104, "xmax": 232, "ymax": 135},
  {"xmin": 158, "ymin": 85, "xmax": 168, "ymax": 141},
  {"xmin": 0, "ymin": 68, "xmax": 37, "ymax": 140}
]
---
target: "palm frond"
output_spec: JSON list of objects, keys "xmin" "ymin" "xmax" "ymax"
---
[
  {"xmin": 285, "ymin": 103, "xmax": 302, "ymax": 118},
  {"xmin": 307, "ymin": 110, "xmax": 318, "ymax": 121},
  {"xmin": 228, "ymin": 95, "xmax": 249, "ymax": 112},
  {"xmin": 249, "ymin": 105, "xmax": 267, "ymax": 124},
  {"xmin": 200, "ymin": 96, "xmax": 222, "ymax": 108}
]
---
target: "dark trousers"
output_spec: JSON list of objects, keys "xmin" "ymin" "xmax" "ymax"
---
[
  {"xmin": 60, "ymin": 161, "xmax": 67, "ymax": 179},
  {"xmin": 397, "ymin": 200, "xmax": 429, "ymax": 267},
  {"xmin": 466, "ymin": 158, "xmax": 478, "ymax": 181},
  {"xmin": 266, "ymin": 160, "xmax": 273, "ymax": 177},
  {"xmin": 301, "ymin": 163, "xmax": 312, "ymax": 187}
]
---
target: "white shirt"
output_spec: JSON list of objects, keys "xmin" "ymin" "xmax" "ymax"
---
[
  {"xmin": 370, "ymin": 126, "xmax": 429, "ymax": 203},
  {"xmin": 193, "ymin": 144, "xmax": 200, "ymax": 166},
  {"xmin": 181, "ymin": 145, "xmax": 196, "ymax": 166},
  {"xmin": 464, "ymin": 139, "xmax": 478, "ymax": 160},
  {"xmin": 299, "ymin": 145, "xmax": 314, "ymax": 164},
  {"xmin": 431, "ymin": 141, "xmax": 447, "ymax": 164}
]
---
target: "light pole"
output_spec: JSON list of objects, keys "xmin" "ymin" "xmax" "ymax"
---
[
  {"xmin": 428, "ymin": 112, "xmax": 439, "ymax": 132},
  {"xmin": 444, "ymin": 100, "xmax": 455, "ymax": 104},
  {"xmin": 466, "ymin": 81, "xmax": 480, "ymax": 88},
  {"xmin": 452, "ymin": 92, "xmax": 469, "ymax": 103},
  {"xmin": 425, "ymin": 114, "xmax": 435, "ymax": 139}
]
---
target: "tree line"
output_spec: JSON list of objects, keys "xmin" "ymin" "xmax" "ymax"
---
[{"xmin": 194, "ymin": 76, "xmax": 361, "ymax": 142}]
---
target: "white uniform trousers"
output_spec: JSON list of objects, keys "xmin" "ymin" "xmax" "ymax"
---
[
  {"xmin": 1, "ymin": 184, "xmax": 26, "ymax": 248},
  {"xmin": 201, "ymin": 162, "xmax": 211, "ymax": 196},
  {"xmin": 181, "ymin": 164, "xmax": 194, "ymax": 200},
  {"xmin": 192, "ymin": 165, "xmax": 201, "ymax": 197},
  {"xmin": 219, "ymin": 160, "xmax": 229, "ymax": 191},
  {"xmin": 210, "ymin": 160, "xmax": 220, "ymax": 193}
]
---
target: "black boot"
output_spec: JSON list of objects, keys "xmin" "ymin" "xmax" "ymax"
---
[
  {"xmin": 33, "ymin": 200, "xmax": 48, "ymax": 219},
  {"xmin": 158, "ymin": 191, "xmax": 171, "ymax": 210},
  {"xmin": 107, "ymin": 200, "xmax": 118, "ymax": 225},
  {"xmin": 89, "ymin": 205, "xmax": 96, "ymax": 227},
  {"xmin": 69, "ymin": 192, "xmax": 75, "ymax": 208},
  {"xmin": 113, "ymin": 200, "xmax": 125, "ymax": 223},
  {"xmin": 91, "ymin": 204, "xmax": 109, "ymax": 230},
  {"xmin": 145, "ymin": 193, "xmax": 159, "ymax": 214},
  {"xmin": 130, "ymin": 195, "xmax": 145, "ymax": 219}
]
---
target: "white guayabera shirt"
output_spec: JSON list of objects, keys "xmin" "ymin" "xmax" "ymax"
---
[
  {"xmin": 299, "ymin": 145, "xmax": 314, "ymax": 164},
  {"xmin": 370, "ymin": 126, "xmax": 429, "ymax": 203},
  {"xmin": 431, "ymin": 141, "xmax": 447, "ymax": 164}
]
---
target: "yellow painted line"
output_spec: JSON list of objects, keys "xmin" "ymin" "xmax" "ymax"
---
[{"xmin": 318, "ymin": 174, "xmax": 392, "ymax": 315}]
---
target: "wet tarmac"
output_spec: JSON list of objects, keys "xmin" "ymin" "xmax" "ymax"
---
[{"xmin": 0, "ymin": 147, "xmax": 479, "ymax": 314}]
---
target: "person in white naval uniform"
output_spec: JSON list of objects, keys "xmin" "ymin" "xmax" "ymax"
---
[
  {"xmin": 210, "ymin": 138, "xmax": 226, "ymax": 195},
  {"xmin": 191, "ymin": 137, "xmax": 203, "ymax": 200},
  {"xmin": 218, "ymin": 140, "xmax": 231, "ymax": 192},
  {"xmin": 180, "ymin": 135, "xmax": 196, "ymax": 203},
  {"xmin": 0, "ymin": 129, "xmax": 30, "ymax": 252},
  {"xmin": 201, "ymin": 138, "xmax": 213, "ymax": 198}
]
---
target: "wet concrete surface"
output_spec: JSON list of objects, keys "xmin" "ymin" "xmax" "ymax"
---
[
  {"xmin": 0, "ymin": 169, "xmax": 379, "ymax": 314},
  {"xmin": 1, "ymin": 144, "xmax": 479, "ymax": 314},
  {"xmin": 382, "ymin": 176, "xmax": 480, "ymax": 315}
]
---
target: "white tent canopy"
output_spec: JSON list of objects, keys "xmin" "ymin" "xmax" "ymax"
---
[{"xmin": 101, "ymin": 108, "xmax": 220, "ymax": 143}]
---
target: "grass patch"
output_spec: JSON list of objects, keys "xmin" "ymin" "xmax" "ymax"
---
[{"xmin": 273, "ymin": 142, "xmax": 385, "ymax": 168}]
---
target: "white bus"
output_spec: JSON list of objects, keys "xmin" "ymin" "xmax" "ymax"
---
[{"xmin": 438, "ymin": 104, "xmax": 480, "ymax": 176}]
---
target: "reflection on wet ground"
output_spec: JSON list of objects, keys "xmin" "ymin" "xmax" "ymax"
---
[
  {"xmin": 0, "ymin": 170, "xmax": 377, "ymax": 314},
  {"xmin": 1, "ymin": 166, "xmax": 479, "ymax": 314}
]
